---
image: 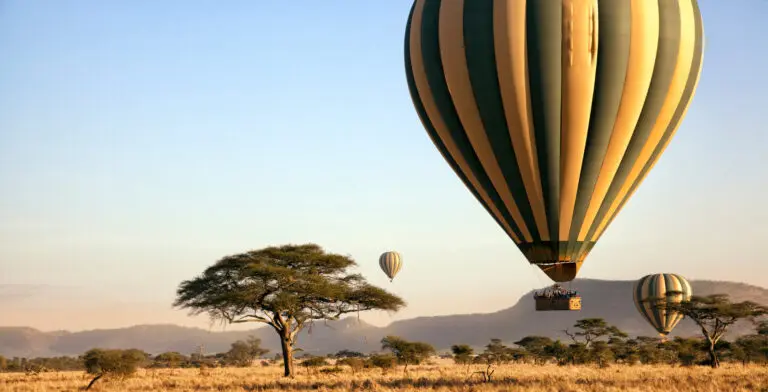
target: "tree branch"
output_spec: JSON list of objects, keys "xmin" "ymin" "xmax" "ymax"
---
[{"xmin": 563, "ymin": 329, "xmax": 578, "ymax": 344}]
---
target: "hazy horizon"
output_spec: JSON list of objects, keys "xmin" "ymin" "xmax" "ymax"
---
[
  {"xmin": 2, "ymin": 1, "xmax": 767, "ymax": 332},
  {"xmin": 3, "ymin": 277, "xmax": 765, "ymax": 333}
]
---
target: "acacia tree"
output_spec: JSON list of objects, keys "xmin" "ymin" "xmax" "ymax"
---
[
  {"xmin": 82, "ymin": 348, "xmax": 147, "ymax": 390},
  {"xmin": 380, "ymin": 335, "xmax": 435, "ymax": 371},
  {"xmin": 513, "ymin": 336, "xmax": 553, "ymax": 365},
  {"xmin": 563, "ymin": 318, "xmax": 627, "ymax": 348},
  {"xmin": 225, "ymin": 336, "xmax": 269, "ymax": 367},
  {"xmin": 651, "ymin": 294, "xmax": 768, "ymax": 368},
  {"xmin": 450, "ymin": 344, "xmax": 474, "ymax": 365},
  {"xmin": 758, "ymin": 320, "xmax": 768, "ymax": 336},
  {"xmin": 173, "ymin": 243, "xmax": 406, "ymax": 377}
]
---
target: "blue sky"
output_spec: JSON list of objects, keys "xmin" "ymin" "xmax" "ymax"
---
[{"xmin": 1, "ymin": 1, "xmax": 766, "ymax": 331}]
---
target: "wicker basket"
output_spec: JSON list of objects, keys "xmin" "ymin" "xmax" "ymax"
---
[{"xmin": 534, "ymin": 296, "xmax": 582, "ymax": 311}]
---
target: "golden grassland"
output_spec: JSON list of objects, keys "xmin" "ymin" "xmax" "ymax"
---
[{"xmin": 1, "ymin": 361, "xmax": 767, "ymax": 392}]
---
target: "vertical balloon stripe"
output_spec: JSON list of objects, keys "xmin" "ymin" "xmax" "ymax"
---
[
  {"xmin": 463, "ymin": 0, "xmax": 543, "ymax": 242},
  {"xmin": 661, "ymin": 273, "xmax": 676, "ymax": 331},
  {"xmin": 663, "ymin": 274, "xmax": 682, "ymax": 331},
  {"xmin": 438, "ymin": 0, "xmax": 534, "ymax": 242},
  {"xmin": 404, "ymin": 2, "xmax": 515, "ymax": 243},
  {"xmin": 634, "ymin": 277, "xmax": 657, "ymax": 329},
  {"xmin": 558, "ymin": 0, "xmax": 598, "ymax": 243},
  {"xmin": 526, "ymin": 1, "xmax": 562, "ymax": 245},
  {"xmin": 493, "ymin": 0, "xmax": 551, "ymax": 241},
  {"xmin": 584, "ymin": 0, "xmax": 683, "ymax": 242},
  {"xmin": 594, "ymin": 0, "xmax": 704, "ymax": 241},
  {"xmin": 640, "ymin": 276, "xmax": 659, "ymax": 332},
  {"xmin": 592, "ymin": 0, "xmax": 697, "ymax": 240},
  {"xmin": 406, "ymin": 0, "xmax": 523, "ymax": 243},
  {"xmin": 574, "ymin": 0, "xmax": 656, "ymax": 246},
  {"xmin": 419, "ymin": 0, "xmax": 527, "ymax": 242},
  {"xmin": 566, "ymin": 0, "xmax": 631, "ymax": 258},
  {"xmin": 652, "ymin": 275, "xmax": 667, "ymax": 331}
]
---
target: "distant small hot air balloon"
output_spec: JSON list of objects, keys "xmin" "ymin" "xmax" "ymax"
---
[
  {"xmin": 379, "ymin": 251, "xmax": 402, "ymax": 282},
  {"xmin": 633, "ymin": 273, "xmax": 692, "ymax": 338}
]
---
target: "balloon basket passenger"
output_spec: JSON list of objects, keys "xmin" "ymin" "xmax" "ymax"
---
[{"xmin": 533, "ymin": 284, "xmax": 582, "ymax": 311}]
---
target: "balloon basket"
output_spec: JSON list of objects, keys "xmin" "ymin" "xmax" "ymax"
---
[
  {"xmin": 533, "ymin": 284, "xmax": 582, "ymax": 311},
  {"xmin": 534, "ymin": 296, "xmax": 581, "ymax": 311}
]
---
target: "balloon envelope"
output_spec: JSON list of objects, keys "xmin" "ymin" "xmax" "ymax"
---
[
  {"xmin": 633, "ymin": 273, "xmax": 692, "ymax": 336},
  {"xmin": 379, "ymin": 251, "xmax": 403, "ymax": 281},
  {"xmin": 403, "ymin": 0, "xmax": 704, "ymax": 282}
]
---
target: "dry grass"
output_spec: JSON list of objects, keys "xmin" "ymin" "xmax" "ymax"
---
[{"xmin": 1, "ymin": 362, "xmax": 766, "ymax": 392}]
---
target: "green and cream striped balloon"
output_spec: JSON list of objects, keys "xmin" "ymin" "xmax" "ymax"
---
[
  {"xmin": 379, "ymin": 251, "xmax": 403, "ymax": 282},
  {"xmin": 633, "ymin": 273, "xmax": 692, "ymax": 336},
  {"xmin": 404, "ymin": 0, "xmax": 704, "ymax": 283}
]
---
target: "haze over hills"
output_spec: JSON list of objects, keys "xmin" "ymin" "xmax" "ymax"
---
[{"xmin": 1, "ymin": 279, "xmax": 765, "ymax": 358}]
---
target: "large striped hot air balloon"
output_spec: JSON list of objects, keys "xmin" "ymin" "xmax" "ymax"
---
[
  {"xmin": 404, "ymin": 0, "xmax": 705, "ymax": 282},
  {"xmin": 379, "ymin": 251, "xmax": 403, "ymax": 281},
  {"xmin": 633, "ymin": 273, "xmax": 692, "ymax": 337}
]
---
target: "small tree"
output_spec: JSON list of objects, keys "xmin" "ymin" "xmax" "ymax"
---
[
  {"xmin": 381, "ymin": 335, "xmax": 435, "ymax": 371},
  {"xmin": 333, "ymin": 349, "xmax": 365, "ymax": 358},
  {"xmin": 174, "ymin": 243, "xmax": 406, "ymax": 377},
  {"xmin": 337, "ymin": 357, "xmax": 364, "ymax": 373},
  {"xmin": 610, "ymin": 338, "xmax": 640, "ymax": 365},
  {"xmin": 481, "ymin": 339, "xmax": 515, "ymax": 364},
  {"xmin": 651, "ymin": 294, "xmax": 768, "ymax": 368},
  {"xmin": 225, "ymin": 336, "xmax": 269, "ymax": 367},
  {"xmin": 563, "ymin": 318, "xmax": 627, "ymax": 348},
  {"xmin": 450, "ymin": 344, "xmax": 474, "ymax": 365},
  {"xmin": 566, "ymin": 343, "xmax": 590, "ymax": 365},
  {"xmin": 589, "ymin": 341, "xmax": 614, "ymax": 368},
  {"xmin": 153, "ymin": 352, "xmax": 187, "ymax": 368},
  {"xmin": 471, "ymin": 339, "xmax": 514, "ymax": 382},
  {"xmin": 301, "ymin": 356, "xmax": 329, "ymax": 368},
  {"xmin": 82, "ymin": 348, "xmax": 146, "ymax": 390},
  {"xmin": 514, "ymin": 336, "xmax": 553, "ymax": 364},
  {"xmin": 545, "ymin": 340, "xmax": 569, "ymax": 366},
  {"xmin": 367, "ymin": 354, "xmax": 397, "ymax": 373},
  {"xmin": 732, "ymin": 321, "xmax": 768, "ymax": 365},
  {"xmin": 757, "ymin": 320, "xmax": 768, "ymax": 336},
  {"xmin": 733, "ymin": 335, "xmax": 767, "ymax": 365}
]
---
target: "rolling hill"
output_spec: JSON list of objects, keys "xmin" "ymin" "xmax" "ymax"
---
[{"xmin": 1, "ymin": 279, "xmax": 765, "ymax": 358}]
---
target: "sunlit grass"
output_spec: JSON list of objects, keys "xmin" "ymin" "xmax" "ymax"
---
[{"xmin": 2, "ymin": 361, "xmax": 767, "ymax": 392}]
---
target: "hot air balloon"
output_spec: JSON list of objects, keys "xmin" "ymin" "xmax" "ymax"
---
[
  {"xmin": 633, "ymin": 273, "xmax": 692, "ymax": 338},
  {"xmin": 403, "ymin": 0, "xmax": 704, "ymax": 287},
  {"xmin": 379, "ymin": 251, "xmax": 402, "ymax": 281}
]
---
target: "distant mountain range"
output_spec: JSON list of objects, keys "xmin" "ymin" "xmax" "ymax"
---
[{"xmin": 1, "ymin": 279, "xmax": 766, "ymax": 358}]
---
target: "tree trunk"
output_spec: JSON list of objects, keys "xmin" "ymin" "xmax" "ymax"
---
[
  {"xmin": 85, "ymin": 373, "xmax": 103, "ymax": 390},
  {"xmin": 707, "ymin": 341, "xmax": 719, "ymax": 369},
  {"xmin": 280, "ymin": 335, "xmax": 295, "ymax": 377}
]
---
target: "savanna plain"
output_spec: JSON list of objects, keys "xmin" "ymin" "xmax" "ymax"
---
[{"xmin": 2, "ymin": 361, "xmax": 766, "ymax": 392}]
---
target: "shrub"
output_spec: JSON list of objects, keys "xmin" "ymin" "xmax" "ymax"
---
[
  {"xmin": 337, "ymin": 357, "xmax": 365, "ymax": 373},
  {"xmin": 301, "ymin": 356, "xmax": 329, "ymax": 368}
]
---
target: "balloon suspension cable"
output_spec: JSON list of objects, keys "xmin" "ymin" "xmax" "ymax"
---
[{"xmin": 528, "ymin": 263, "xmax": 548, "ymax": 289}]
